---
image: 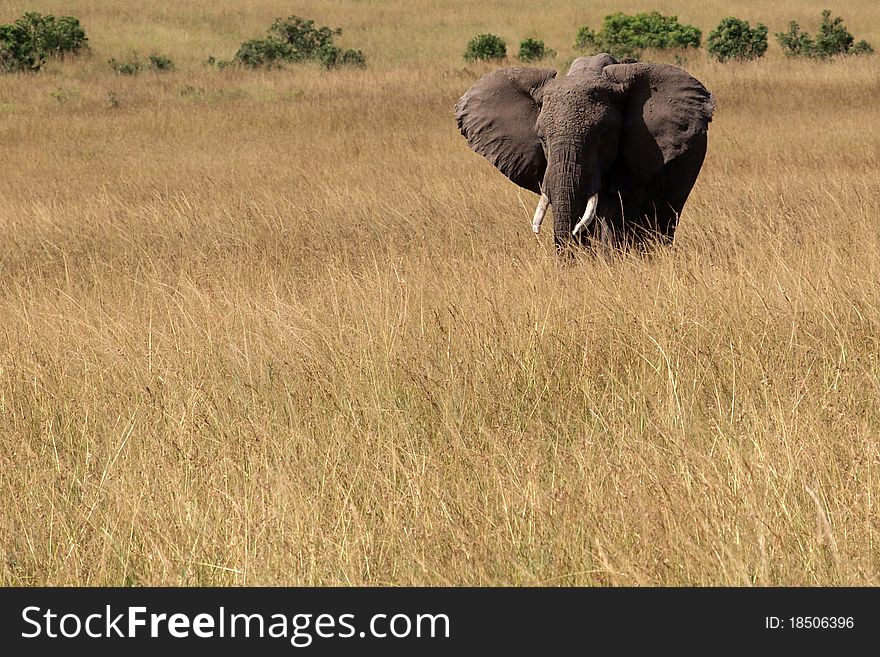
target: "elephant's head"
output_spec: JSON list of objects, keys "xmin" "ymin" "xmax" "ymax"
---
[{"xmin": 455, "ymin": 54, "xmax": 714, "ymax": 250}]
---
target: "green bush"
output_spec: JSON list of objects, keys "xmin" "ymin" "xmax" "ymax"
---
[
  {"xmin": 851, "ymin": 39, "xmax": 875, "ymax": 55},
  {"xmin": 707, "ymin": 17, "xmax": 768, "ymax": 62},
  {"xmin": 232, "ymin": 37, "xmax": 290, "ymax": 68},
  {"xmin": 0, "ymin": 23, "xmax": 38, "ymax": 72},
  {"xmin": 225, "ymin": 15, "xmax": 365, "ymax": 69},
  {"xmin": 575, "ymin": 12, "xmax": 701, "ymax": 59},
  {"xmin": 336, "ymin": 47, "xmax": 367, "ymax": 68},
  {"xmin": 518, "ymin": 38, "xmax": 555, "ymax": 62},
  {"xmin": 109, "ymin": 52, "xmax": 175, "ymax": 75},
  {"xmin": 0, "ymin": 11, "xmax": 87, "ymax": 73},
  {"xmin": 464, "ymin": 34, "xmax": 507, "ymax": 62},
  {"xmin": 776, "ymin": 22, "xmax": 813, "ymax": 57},
  {"xmin": 147, "ymin": 53, "xmax": 174, "ymax": 71},
  {"xmin": 268, "ymin": 16, "xmax": 338, "ymax": 60},
  {"xmin": 16, "ymin": 12, "xmax": 87, "ymax": 58},
  {"xmin": 777, "ymin": 10, "xmax": 874, "ymax": 59},
  {"xmin": 108, "ymin": 56, "xmax": 139, "ymax": 75},
  {"xmin": 314, "ymin": 45, "xmax": 365, "ymax": 69}
]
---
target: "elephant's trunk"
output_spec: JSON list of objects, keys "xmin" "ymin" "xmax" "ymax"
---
[
  {"xmin": 548, "ymin": 154, "xmax": 584, "ymax": 249},
  {"xmin": 552, "ymin": 195, "xmax": 574, "ymax": 249}
]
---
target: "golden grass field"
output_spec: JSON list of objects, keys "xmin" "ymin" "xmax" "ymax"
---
[{"xmin": 1, "ymin": 0, "xmax": 879, "ymax": 585}]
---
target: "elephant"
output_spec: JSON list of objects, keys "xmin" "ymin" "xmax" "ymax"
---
[{"xmin": 455, "ymin": 53, "xmax": 714, "ymax": 253}]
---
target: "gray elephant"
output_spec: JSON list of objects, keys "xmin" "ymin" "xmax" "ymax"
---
[{"xmin": 455, "ymin": 53, "xmax": 714, "ymax": 252}]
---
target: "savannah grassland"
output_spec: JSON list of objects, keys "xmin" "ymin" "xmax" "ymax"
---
[{"xmin": 1, "ymin": 0, "xmax": 879, "ymax": 586}]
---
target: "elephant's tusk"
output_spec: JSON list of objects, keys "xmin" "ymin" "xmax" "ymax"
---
[
  {"xmin": 532, "ymin": 193, "xmax": 550, "ymax": 234},
  {"xmin": 572, "ymin": 193, "xmax": 599, "ymax": 235}
]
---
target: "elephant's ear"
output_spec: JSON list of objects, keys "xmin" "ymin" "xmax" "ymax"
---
[
  {"xmin": 603, "ymin": 62, "xmax": 714, "ymax": 181},
  {"xmin": 455, "ymin": 67, "xmax": 557, "ymax": 194}
]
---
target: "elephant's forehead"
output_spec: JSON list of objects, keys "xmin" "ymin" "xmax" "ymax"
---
[
  {"xmin": 541, "ymin": 86, "xmax": 611, "ymax": 127},
  {"xmin": 544, "ymin": 79, "xmax": 614, "ymax": 108}
]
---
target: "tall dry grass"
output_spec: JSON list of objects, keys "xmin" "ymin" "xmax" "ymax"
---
[{"xmin": 0, "ymin": 1, "xmax": 879, "ymax": 585}]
